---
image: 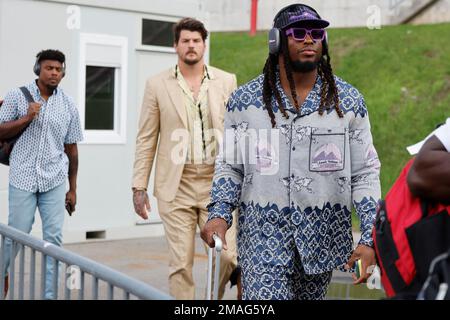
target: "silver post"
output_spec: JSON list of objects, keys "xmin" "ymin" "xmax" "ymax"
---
[
  {"xmin": 52, "ymin": 258, "xmax": 59, "ymax": 300},
  {"xmin": 92, "ymin": 277, "xmax": 99, "ymax": 300},
  {"xmin": 30, "ymin": 249, "xmax": 36, "ymax": 300},
  {"xmin": 78, "ymin": 271, "xmax": 85, "ymax": 300},
  {"xmin": 206, "ymin": 246, "xmax": 213, "ymax": 300},
  {"xmin": 64, "ymin": 264, "xmax": 70, "ymax": 300},
  {"xmin": 40, "ymin": 253, "xmax": 46, "ymax": 300},
  {"xmin": 18, "ymin": 245, "xmax": 25, "ymax": 300},
  {"xmin": 9, "ymin": 241, "xmax": 16, "ymax": 300},
  {"xmin": 108, "ymin": 283, "xmax": 114, "ymax": 300}
]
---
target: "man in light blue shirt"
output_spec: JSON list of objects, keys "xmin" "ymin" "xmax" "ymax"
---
[{"xmin": 0, "ymin": 49, "xmax": 83, "ymax": 299}]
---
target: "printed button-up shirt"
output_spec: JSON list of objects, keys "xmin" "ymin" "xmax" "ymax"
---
[
  {"xmin": 207, "ymin": 73, "xmax": 381, "ymax": 275},
  {"xmin": 0, "ymin": 81, "xmax": 83, "ymax": 193}
]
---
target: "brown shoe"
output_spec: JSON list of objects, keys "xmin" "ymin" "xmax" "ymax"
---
[
  {"xmin": 3, "ymin": 275, "xmax": 8, "ymax": 299},
  {"xmin": 229, "ymin": 266, "xmax": 242, "ymax": 300}
]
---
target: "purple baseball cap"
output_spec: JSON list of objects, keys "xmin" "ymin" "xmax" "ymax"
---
[{"xmin": 273, "ymin": 4, "xmax": 329, "ymax": 29}]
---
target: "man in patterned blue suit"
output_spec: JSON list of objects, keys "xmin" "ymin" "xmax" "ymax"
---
[
  {"xmin": 201, "ymin": 4, "xmax": 381, "ymax": 300},
  {"xmin": 0, "ymin": 50, "xmax": 83, "ymax": 299}
]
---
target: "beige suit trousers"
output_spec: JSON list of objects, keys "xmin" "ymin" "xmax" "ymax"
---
[{"xmin": 158, "ymin": 164, "xmax": 238, "ymax": 300}]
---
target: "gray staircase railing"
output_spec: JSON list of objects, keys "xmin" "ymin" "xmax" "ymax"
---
[{"xmin": 0, "ymin": 223, "xmax": 172, "ymax": 300}]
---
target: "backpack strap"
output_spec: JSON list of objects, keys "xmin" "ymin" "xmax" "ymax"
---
[
  {"xmin": 19, "ymin": 86, "xmax": 35, "ymax": 103},
  {"xmin": 12, "ymin": 86, "xmax": 35, "ymax": 138}
]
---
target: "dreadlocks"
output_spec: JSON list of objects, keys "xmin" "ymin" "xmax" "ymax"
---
[
  {"xmin": 318, "ymin": 40, "xmax": 344, "ymax": 118},
  {"xmin": 262, "ymin": 54, "xmax": 288, "ymax": 128},
  {"xmin": 262, "ymin": 33, "xmax": 343, "ymax": 128}
]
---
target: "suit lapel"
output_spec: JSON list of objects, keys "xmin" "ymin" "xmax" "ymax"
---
[{"xmin": 164, "ymin": 77, "xmax": 188, "ymax": 129}]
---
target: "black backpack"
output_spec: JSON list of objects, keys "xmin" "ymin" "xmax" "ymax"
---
[
  {"xmin": 0, "ymin": 87, "xmax": 34, "ymax": 165},
  {"xmin": 417, "ymin": 249, "xmax": 450, "ymax": 300}
]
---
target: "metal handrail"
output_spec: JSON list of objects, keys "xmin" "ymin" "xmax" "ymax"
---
[{"xmin": 0, "ymin": 223, "xmax": 172, "ymax": 300}]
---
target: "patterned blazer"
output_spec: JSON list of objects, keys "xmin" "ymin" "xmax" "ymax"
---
[{"xmin": 207, "ymin": 73, "xmax": 381, "ymax": 276}]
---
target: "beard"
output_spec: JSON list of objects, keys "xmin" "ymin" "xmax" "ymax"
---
[
  {"xmin": 290, "ymin": 60, "xmax": 318, "ymax": 73},
  {"xmin": 42, "ymin": 81, "xmax": 59, "ymax": 93},
  {"xmin": 46, "ymin": 83, "xmax": 58, "ymax": 92},
  {"xmin": 183, "ymin": 58, "xmax": 201, "ymax": 66},
  {"xmin": 183, "ymin": 52, "xmax": 202, "ymax": 66}
]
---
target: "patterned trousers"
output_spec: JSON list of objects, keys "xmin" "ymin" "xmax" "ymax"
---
[{"xmin": 241, "ymin": 251, "xmax": 333, "ymax": 300}]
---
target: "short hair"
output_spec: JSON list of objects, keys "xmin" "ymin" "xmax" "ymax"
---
[
  {"xmin": 173, "ymin": 18, "xmax": 208, "ymax": 44},
  {"xmin": 36, "ymin": 49, "xmax": 65, "ymax": 64}
]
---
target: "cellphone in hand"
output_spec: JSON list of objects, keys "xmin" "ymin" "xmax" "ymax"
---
[
  {"xmin": 66, "ymin": 202, "xmax": 73, "ymax": 216},
  {"xmin": 355, "ymin": 259, "xmax": 363, "ymax": 278}
]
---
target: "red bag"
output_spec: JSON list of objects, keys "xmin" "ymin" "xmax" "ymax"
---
[{"xmin": 373, "ymin": 159, "xmax": 450, "ymax": 298}]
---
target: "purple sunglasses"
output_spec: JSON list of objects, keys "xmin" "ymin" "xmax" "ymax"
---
[{"xmin": 285, "ymin": 28, "xmax": 326, "ymax": 42}]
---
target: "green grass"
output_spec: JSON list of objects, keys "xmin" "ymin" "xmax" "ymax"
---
[
  {"xmin": 210, "ymin": 23, "xmax": 450, "ymax": 198},
  {"xmin": 326, "ymin": 282, "xmax": 386, "ymax": 300}
]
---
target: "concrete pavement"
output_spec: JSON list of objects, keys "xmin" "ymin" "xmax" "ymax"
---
[{"xmin": 65, "ymin": 234, "xmax": 239, "ymax": 300}]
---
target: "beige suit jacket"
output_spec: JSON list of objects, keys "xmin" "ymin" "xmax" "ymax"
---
[{"xmin": 132, "ymin": 66, "xmax": 237, "ymax": 202}]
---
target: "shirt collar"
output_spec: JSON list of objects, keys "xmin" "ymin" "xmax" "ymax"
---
[
  {"xmin": 274, "ymin": 71, "xmax": 322, "ymax": 116},
  {"xmin": 174, "ymin": 64, "xmax": 213, "ymax": 81}
]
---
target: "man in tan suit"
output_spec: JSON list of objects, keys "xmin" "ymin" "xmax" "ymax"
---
[{"xmin": 132, "ymin": 18, "xmax": 239, "ymax": 300}]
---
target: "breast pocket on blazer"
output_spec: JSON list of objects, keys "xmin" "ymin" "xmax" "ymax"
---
[{"xmin": 309, "ymin": 127, "xmax": 346, "ymax": 172}]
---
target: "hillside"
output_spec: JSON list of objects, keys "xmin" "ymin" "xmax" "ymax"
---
[{"xmin": 210, "ymin": 23, "xmax": 450, "ymax": 196}]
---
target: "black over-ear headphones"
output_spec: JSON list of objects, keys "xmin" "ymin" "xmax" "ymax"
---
[
  {"xmin": 268, "ymin": 3, "xmax": 325, "ymax": 55},
  {"xmin": 33, "ymin": 52, "xmax": 66, "ymax": 77}
]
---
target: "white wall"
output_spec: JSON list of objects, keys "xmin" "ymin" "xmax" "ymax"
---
[
  {"xmin": 43, "ymin": 0, "xmax": 206, "ymax": 18},
  {"xmin": 411, "ymin": 0, "xmax": 450, "ymax": 24}
]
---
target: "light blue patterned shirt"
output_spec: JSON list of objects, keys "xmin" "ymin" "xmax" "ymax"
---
[
  {"xmin": 208, "ymin": 73, "xmax": 381, "ymax": 275},
  {"xmin": 0, "ymin": 81, "xmax": 83, "ymax": 193}
]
